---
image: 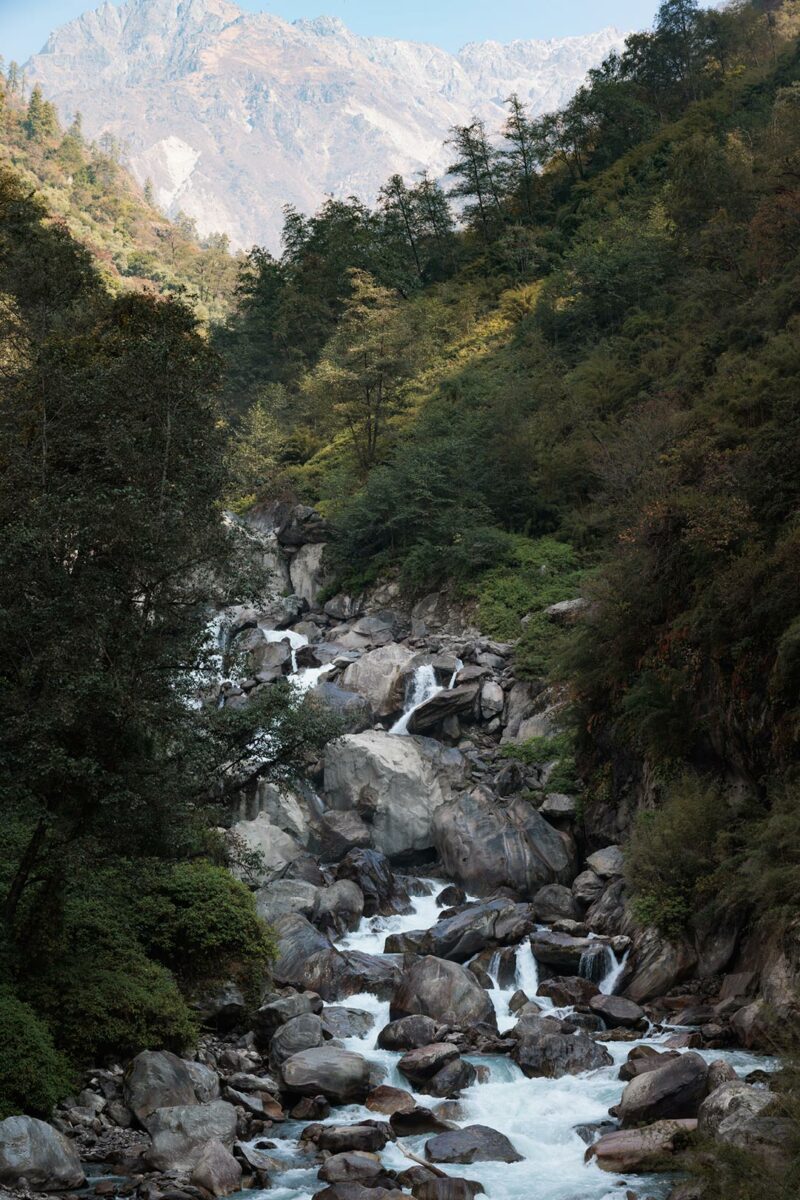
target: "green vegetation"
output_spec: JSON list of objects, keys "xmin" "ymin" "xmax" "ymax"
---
[
  {"xmin": 500, "ymin": 733, "xmax": 580, "ymax": 795},
  {"xmin": 0, "ymin": 165, "xmax": 337, "ymax": 1115}
]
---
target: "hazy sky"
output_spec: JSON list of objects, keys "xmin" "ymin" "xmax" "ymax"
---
[{"xmin": 0, "ymin": 0, "xmax": 667, "ymax": 66}]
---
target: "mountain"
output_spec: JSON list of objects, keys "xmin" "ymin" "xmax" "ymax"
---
[{"xmin": 24, "ymin": 0, "xmax": 625, "ymax": 250}]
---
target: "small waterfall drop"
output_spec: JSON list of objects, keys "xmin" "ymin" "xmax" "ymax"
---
[
  {"xmin": 578, "ymin": 942, "xmax": 612, "ymax": 984},
  {"xmin": 389, "ymin": 664, "xmax": 443, "ymax": 735},
  {"xmin": 598, "ymin": 946, "xmax": 630, "ymax": 995}
]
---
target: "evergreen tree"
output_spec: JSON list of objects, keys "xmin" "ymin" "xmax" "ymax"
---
[
  {"xmin": 23, "ymin": 86, "xmax": 59, "ymax": 142},
  {"xmin": 447, "ymin": 120, "xmax": 505, "ymax": 240},
  {"xmin": 501, "ymin": 94, "xmax": 539, "ymax": 222}
]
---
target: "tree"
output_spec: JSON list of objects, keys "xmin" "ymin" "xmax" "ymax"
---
[
  {"xmin": 23, "ymin": 86, "xmax": 59, "ymax": 142},
  {"xmin": 501, "ymin": 94, "xmax": 539, "ymax": 222},
  {"xmin": 447, "ymin": 120, "xmax": 505, "ymax": 240},
  {"xmin": 301, "ymin": 270, "xmax": 414, "ymax": 471}
]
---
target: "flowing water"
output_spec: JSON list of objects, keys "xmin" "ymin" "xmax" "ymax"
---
[
  {"xmin": 240, "ymin": 882, "xmax": 775, "ymax": 1200},
  {"xmin": 390, "ymin": 662, "xmax": 462, "ymax": 736}
]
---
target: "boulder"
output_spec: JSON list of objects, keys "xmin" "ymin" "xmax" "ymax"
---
[
  {"xmin": 532, "ymin": 884, "xmax": 582, "ymax": 924},
  {"xmin": 124, "ymin": 1050, "xmax": 197, "ymax": 1123},
  {"xmin": 698, "ymin": 1081, "xmax": 773, "ymax": 1144},
  {"xmin": 432, "ymin": 791, "xmax": 573, "ymax": 896},
  {"xmin": 624, "ymin": 928, "xmax": 698, "ymax": 1004},
  {"xmin": 229, "ymin": 812, "xmax": 305, "ymax": 885},
  {"xmin": 530, "ymin": 930, "xmax": 603, "ymax": 975},
  {"xmin": 512, "ymin": 1026, "xmax": 613, "ymax": 1079},
  {"xmin": 585, "ymin": 846, "xmax": 625, "ymax": 878},
  {"xmin": 390, "ymin": 957, "xmax": 497, "ymax": 1030},
  {"xmin": 424, "ymin": 1058, "xmax": 477, "ymax": 1098},
  {"xmin": 322, "ymin": 1007, "xmax": 376, "ymax": 1040},
  {"xmin": 480, "ymin": 680, "xmax": 505, "ymax": 720},
  {"xmin": 412, "ymin": 1182, "xmax": 485, "ymax": 1200},
  {"xmin": 589, "ymin": 994, "xmax": 645, "ymax": 1029},
  {"xmin": 317, "ymin": 809, "xmax": 373, "ymax": 858},
  {"xmin": 277, "ymin": 503, "xmax": 332, "ymax": 546},
  {"xmin": 324, "ymin": 732, "xmax": 466, "ymax": 860},
  {"xmin": 425, "ymin": 1125, "xmax": 522, "ymax": 1165},
  {"xmin": 366, "ymin": 1086, "xmax": 417, "ymax": 1116},
  {"xmin": 317, "ymin": 1126, "xmax": 389, "ymax": 1154},
  {"xmin": 190, "ymin": 981, "xmax": 247, "ymax": 1031},
  {"xmin": 290, "ymin": 542, "xmax": 328, "ymax": 606},
  {"xmin": 315, "ymin": 880, "xmax": 365, "ymax": 935},
  {"xmin": 0, "ymin": 1117, "xmax": 85, "ymax": 1192},
  {"xmin": 313, "ymin": 1186, "xmax": 405, "ymax": 1200},
  {"xmin": 255, "ymin": 991, "xmax": 323, "ymax": 1042},
  {"xmin": 269, "ymin": 1013, "xmax": 326, "ymax": 1068},
  {"xmin": 184, "ymin": 1061, "xmax": 221, "ymax": 1104},
  {"xmin": 312, "ymin": 685, "xmax": 374, "ymax": 735},
  {"xmin": 190, "ymin": 1139, "xmax": 242, "ymax": 1196},
  {"xmin": 271, "ymin": 913, "xmax": 399, "ymax": 1001},
  {"xmin": 588, "ymin": 1119, "xmax": 697, "ymax": 1173},
  {"xmin": 146, "ymin": 1101, "xmax": 238, "ymax": 1173},
  {"xmin": 572, "ymin": 870, "xmax": 604, "ymax": 906},
  {"xmin": 319, "ymin": 1152, "xmax": 387, "ymax": 1186},
  {"xmin": 409, "ymin": 685, "xmax": 480, "ymax": 733},
  {"xmin": 398, "ymin": 1044, "xmax": 459, "ymax": 1084},
  {"xmin": 378, "ymin": 1015, "xmax": 440, "ymax": 1051},
  {"xmin": 334, "ymin": 849, "xmax": 406, "ymax": 917},
  {"xmin": 280, "ymin": 1047, "xmax": 370, "ymax": 1104},
  {"xmin": 617, "ymin": 1052, "xmax": 709, "ymax": 1126},
  {"xmin": 538, "ymin": 793, "xmax": 578, "ymax": 822},
  {"xmin": 255, "ymin": 878, "xmax": 320, "ymax": 924},
  {"xmin": 420, "ymin": 899, "xmax": 533, "ymax": 963},
  {"xmin": 339, "ymin": 644, "xmax": 416, "ymax": 716},
  {"xmin": 536, "ymin": 976, "xmax": 599, "ymax": 1007}
]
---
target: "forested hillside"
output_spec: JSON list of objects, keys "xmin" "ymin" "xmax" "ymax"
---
[
  {"xmin": 221, "ymin": 0, "xmax": 800, "ymax": 943},
  {"xmin": 0, "ymin": 65, "xmax": 238, "ymax": 320}
]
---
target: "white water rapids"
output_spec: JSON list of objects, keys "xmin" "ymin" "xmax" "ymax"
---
[
  {"xmin": 390, "ymin": 662, "xmax": 462, "ymax": 736},
  {"xmin": 240, "ymin": 881, "xmax": 774, "ymax": 1200}
]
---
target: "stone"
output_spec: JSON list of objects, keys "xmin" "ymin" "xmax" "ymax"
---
[
  {"xmin": 532, "ymin": 884, "xmax": 582, "ymax": 923},
  {"xmin": 437, "ymin": 885, "xmax": 466, "ymax": 908},
  {"xmin": 408, "ymin": 685, "xmax": 480, "ymax": 733},
  {"xmin": 280, "ymin": 1047, "xmax": 371, "ymax": 1104},
  {"xmin": 0, "ymin": 1117, "xmax": 85, "ymax": 1192},
  {"xmin": 390, "ymin": 957, "xmax": 497, "ymax": 1030},
  {"xmin": 255, "ymin": 879, "xmax": 320, "ymax": 924},
  {"xmin": 339, "ymin": 644, "xmax": 416, "ymax": 716},
  {"xmin": 424, "ymin": 1125, "xmax": 523, "ymax": 1165},
  {"xmin": 589, "ymin": 994, "xmax": 645, "ymax": 1029},
  {"xmin": 269, "ymin": 1013, "xmax": 326, "ymax": 1068},
  {"xmin": 146, "ymin": 1101, "xmax": 238, "ymax": 1173},
  {"xmin": 318, "ymin": 809, "xmax": 373, "ymax": 858},
  {"xmin": 698, "ymin": 1081, "xmax": 773, "ymax": 1144},
  {"xmin": 313, "ymin": 1186, "xmax": 405, "ymax": 1200},
  {"xmin": 322, "ymin": 1007, "xmax": 376, "ymax": 1040},
  {"xmin": 512, "ymin": 1026, "xmax": 613, "ymax": 1078},
  {"xmin": 398, "ymin": 1044, "xmax": 460, "ymax": 1084},
  {"xmin": 530, "ymin": 930, "xmax": 603, "ymax": 974},
  {"xmin": 536, "ymin": 976, "xmax": 599, "ymax": 1007},
  {"xmin": 324, "ymin": 732, "xmax": 466, "ymax": 860},
  {"xmin": 617, "ymin": 1053, "xmax": 709, "ymax": 1126},
  {"xmin": 317, "ymin": 1126, "xmax": 389, "ymax": 1154},
  {"xmin": 123, "ymin": 1050, "xmax": 197, "ymax": 1124},
  {"xmin": 420, "ymin": 898, "xmax": 533, "ymax": 963},
  {"xmin": 538, "ymin": 793, "xmax": 578, "ymax": 822},
  {"xmin": 572, "ymin": 870, "xmax": 604, "ymax": 906},
  {"xmin": 318, "ymin": 1152, "xmax": 386, "ymax": 1186},
  {"xmin": 624, "ymin": 928, "xmax": 698, "ymax": 1005},
  {"xmin": 432, "ymin": 791, "xmax": 573, "ymax": 896},
  {"xmin": 334, "ymin": 849, "xmax": 406, "ymax": 917},
  {"xmin": 290, "ymin": 542, "xmax": 328, "ymax": 606},
  {"xmin": 480, "ymin": 681, "xmax": 505, "ymax": 720},
  {"xmin": 424, "ymin": 1058, "xmax": 477, "ymax": 1098},
  {"xmin": 271, "ymin": 913, "xmax": 399, "ymax": 1001},
  {"xmin": 229, "ymin": 812, "xmax": 305, "ymax": 885},
  {"xmin": 412, "ymin": 1182, "xmax": 485, "ymax": 1200},
  {"xmin": 183, "ymin": 1061, "xmax": 221, "ymax": 1104},
  {"xmin": 315, "ymin": 880, "xmax": 365, "ymax": 935},
  {"xmin": 190, "ymin": 1139, "xmax": 242, "ymax": 1197},
  {"xmin": 378, "ymin": 1015, "xmax": 440, "ymax": 1051},
  {"xmin": 366, "ymin": 1086, "xmax": 417, "ymax": 1116},
  {"xmin": 585, "ymin": 845, "xmax": 625, "ymax": 878},
  {"xmin": 255, "ymin": 991, "xmax": 323, "ymax": 1042},
  {"xmin": 190, "ymin": 981, "xmax": 247, "ymax": 1031},
  {"xmin": 587, "ymin": 1120, "xmax": 698, "ymax": 1173}
]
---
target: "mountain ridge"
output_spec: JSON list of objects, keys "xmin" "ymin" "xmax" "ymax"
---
[{"xmin": 25, "ymin": 0, "xmax": 625, "ymax": 249}]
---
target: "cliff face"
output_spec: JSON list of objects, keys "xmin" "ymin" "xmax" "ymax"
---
[{"xmin": 25, "ymin": 0, "xmax": 624, "ymax": 249}]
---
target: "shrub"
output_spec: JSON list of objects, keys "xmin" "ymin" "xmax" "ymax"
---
[
  {"xmin": 0, "ymin": 988, "xmax": 73, "ymax": 1119},
  {"xmin": 500, "ymin": 732, "xmax": 579, "ymax": 794}
]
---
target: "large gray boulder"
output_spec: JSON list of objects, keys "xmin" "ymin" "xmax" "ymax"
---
[
  {"xmin": 255, "ymin": 878, "xmax": 320, "ymax": 924},
  {"xmin": 532, "ymin": 884, "xmax": 582, "ymax": 923},
  {"xmin": 269, "ymin": 1013, "xmax": 326, "ymax": 1068},
  {"xmin": 0, "ymin": 1117, "xmax": 85, "ymax": 1192},
  {"xmin": 390, "ymin": 956, "xmax": 497, "ymax": 1029},
  {"xmin": 698, "ymin": 1081, "xmax": 774, "ymax": 1145},
  {"xmin": 146, "ymin": 1101, "xmax": 238, "ymax": 1172},
  {"xmin": 324, "ymin": 732, "xmax": 466, "ymax": 859},
  {"xmin": 420, "ymin": 899, "xmax": 534, "ymax": 962},
  {"xmin": 588, "ymin": 1119, "xmax": 698, "ymax": 1173},
  {"xmin": 280, "ymin": 1046, "xmax": 370, "ymax": 1104},
  {"xmin": 624, "ymin": 927, "xmax": 698, "ymax": 1004},
  {"xmin": 190, "ymin": 1139, "xmax": 242, "ymax": 1196},
  {"xmin": 424, "ymin": 1125, "xmax": 523, "ymax": 1165},
  {"xmin": 124, "ymin": 1050, "xmax": 197, "ymax": 1124},
  {"xmin": 228, "ymin": 812, "xmax": 306, "ymax": 886},
  {"xmin": 272, "ymin": 913, "xmax": 400, "ymax": 1001},
  {"xmin": 290, "ymin": 542, "xmax": 328, "ymax": 606},
  {"xmin": 512, "ymin": 1025, "xmax": 613, "ymax": 1078},
  {"xmin": 617, "ymin": 1053, "xmax": 709, "ymax": 1126},
  {"xmin": 432, "ymin": 791, "xmax": 573, "ymax": 896},
  {"xmin": 314, "ymin": 879, "xmax": 365, "ymax": 935},
  {"xmin": 339, "ymin": 644, "xmax": 415, "ymax": 716},
  {"xmin": 407, "ymin": 684, "xmax": 480, "ymax": 733},
  {"xmin": 586, "ymin": 846, "xmax": 625, "ymax": 878}
]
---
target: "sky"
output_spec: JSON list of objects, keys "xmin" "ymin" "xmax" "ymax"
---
[{"xmin": 0, "ymin": 0, "xmax": 666, "ymax": 66}]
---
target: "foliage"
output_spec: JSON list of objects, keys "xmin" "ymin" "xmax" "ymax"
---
[
  {"xmin": 0, "ymin": 989, "xmax": 73, "ymax": 1119},
  {"xmin": 500, "ymin": 732, "xmax": 579, "ymax": 794}
]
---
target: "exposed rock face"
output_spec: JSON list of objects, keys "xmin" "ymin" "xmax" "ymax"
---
[
  {"xmin": 228, "ymin": 812, "xmax": 305, "ymax": 885},
  {"xmin": 124, "ymin": 1050, "xmax": 198, "ymax": 1123},
  {"xmin": 532, "ymin": 884, "xmax": 582, "ymax": 923},
  {"xmin": 324, "ymin": 732, "xmax": 466, "ymax": 859},
  {"xmin": 146, "ymin": 1101, "xmax": 238, "ymax": 1172},
  {"xmin": 27, "ymin": 0, "xmax": 624, "ymax": 250},
  {"xmin": 290, "ymin": 543, "xmax": 328, "ymax": 606},
  {"xmin": 625, "ymin": 928, "xmax": 698, "ymax": 1004},
  {"xmin": 424, "ymin": 1125, "xmax": 523, "ymax": 1164},
  {"xmin": 432, "ymin": 791, "xmax": 573, "ymax": 895},
  {"xmin": 280, "ymin": 1046, "xmax": 371, "ymax": 1104},
  {"xmin": 339, "ymin": 644, "xmax": 415, "ymax": 716},
  {"xmin": 617, "ymin": 1053, "xmax": 709, "ymax": 1126},
  {"xmin": 407, "ymin": 684, "xmax": 480, "ymax": 733},
  {"xmin": 272, "ymin": 912, "xmax": 401, "ymax": 1000},
  {"xmin": 390, "ymin": 956, "xmax": 497, "ymax": 1029},
  {"xmin": 0, "ymin": 1117, "xmax": 85, "ymax": 1192}
]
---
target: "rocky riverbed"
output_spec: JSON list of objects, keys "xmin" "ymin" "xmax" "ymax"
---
[{"xmin": 0, "ymin": 502, "xmax": 793, "ymax": 1199}]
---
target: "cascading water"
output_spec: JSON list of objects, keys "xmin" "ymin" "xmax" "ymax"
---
[
  {"xmin": 598, "ymin": 946, "xmax": 630, "ymax": 996},
  {"xmin": 578, "ymin": 942, "xmax": 613, "ymax": 985},
  {"xmin": 389, "ymin": 660, "xmax": 462, "ymax": 736}
]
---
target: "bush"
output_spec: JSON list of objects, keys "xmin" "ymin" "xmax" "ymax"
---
[
  {"xmin": 626, "ymin": 774, "xmax": 729, "ymax": 937},
  {"xmin": 500, "ymin": 732, "xmax": 579, "ymax": 794},
  {"xmin": 475, "ymin": 535, "xmax": 581, "ymax": 643},
  {"xmin": 0, "ymin": 988, "xmax": 73, "ymax": 1119}
]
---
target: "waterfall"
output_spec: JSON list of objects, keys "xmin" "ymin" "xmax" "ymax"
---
[
  {"xmin": 515, "ymin": 940, "xmax": 540, "ymax": 997},
  {"xmin": 389, "ymin": 664, "xmax": 443, "ymax": 735},
  {"xmin": 598, "ymin": 946, "xmax": 629, "ymax": 995},
  {"xmin": 578, "ymin": 943, "xmax": 612, "ymax": 984}
]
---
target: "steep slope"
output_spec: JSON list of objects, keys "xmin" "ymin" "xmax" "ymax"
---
[{"xmin": 24, "ymin": 0, "xmax": 624, "ymax": 249}]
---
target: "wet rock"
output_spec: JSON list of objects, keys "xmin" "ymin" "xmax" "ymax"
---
[
  {"xmin": 587, "ymin": 1119, "xmax": 697, "ymax": 1173},
  {"xmin": 146, "ymin": 1101, "xmax": 238, "ymax": 1173},
  {"xmin": 408, "ymin": 684, "xmax": 481, "ymax": 734},
  {"xmin": 314, "ymin": 880, "xmax": 365, "ymax": 935},
  {"xmin": 619, "ymin": 1048, "xmax": 679, "ymax": 1082},
  {"xmin": 437, "ymin": 885, "xmax": 466, "ymax": 908},
  {"xmin": 269, "ymin": 1013, "xmax": 326, "ymax": 1068},
  {"xmin": 532, "ymin": 884, "xmax": 582, "ymax": 923},
  {"xmin": 398, "ymin": 1044, "xmax": 460, "ymax": 1084},
  {"xmin": 124, "ymin": 1051, "xmax": 198, "ymax": 1124},
  {"xmin": 378, "ymin": 1015, "xmax": 440, "ymax": 1051},
  {"xmin": 322, "ymin": 1007, "xmax": 376, "ymax": 1040},
  {"xmin": 317, "ymin": 1125, "xmax": 389, "ymax": 1153},
  {"xmin": 291, "ymin": 1095, "xmax": 331, "ymax": 1120},
  {"xmin": 536, "ymin": 976, "xmax": 599, "ymax": 1007},
  {"xmin": 339, "ymin": 644, "xmax": 415, "ymax": 716},
  {"xmin": 424, "ymin": 1058, "xmax": 477, "ymax": 1098},
  {"xmin": 617, "ymin": 1052, "xmax": 709, "ymax": 1126},
  {"xmin": 190, "ymin": 1139, "xmax": 242, "ymax": 1196},
  {"xmin": 433, "ymin": 791, "xmax": 573, "ymax": 896},
  {"xmin": 366, "ymin": 1086, "xmax": 417, "ymax": 1116},
  {"xmin": 530, "ymin": 930, "xmax": 601, "ymax": 974},
  {"xmin": 334, "ymin": 849, "xmax": 408, "ymax": 918},
  {"xmin": 624, "ymin": 928, "xmax": 697, "ymax": 1005},
  {"xmin": 318, "ymin": 1152, "xmax": 387, "ymax": 1186},
  {"xmin": 280, "ymin": 1047, "xmax": 370, "ymax": 1104},
  {"xmin": 420, "ymin": 899, "xmax": 532, "ymax": 963},
  {"xmin": 390, "ymin": 956, "xmax": 497, "ymax": 1030},
  {"xmin": 271, "ymin": 913, "xmax": 399, "ymax": 1001},
  {"xmin": 512, "ymin": 1026, "xmax": 613, "ymax": 1078},
  {"xmin": 255, "ymin": 991, "xmax": 323, "ymax": 1043},
  {"xmin": 589, "ymin": 994, "xmax": 645, "ymax": 1029},
  {"xmin": 0, "ymin": 1116, "xmax": 85, "ymax": 1191},
  {"xmin": 424, "ymin": 1125, "xmax": 523, "ymax": 1165},
  {"xmin": 412, "ymin": 1181, "xmax": 485, "ymax": 1200}
]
